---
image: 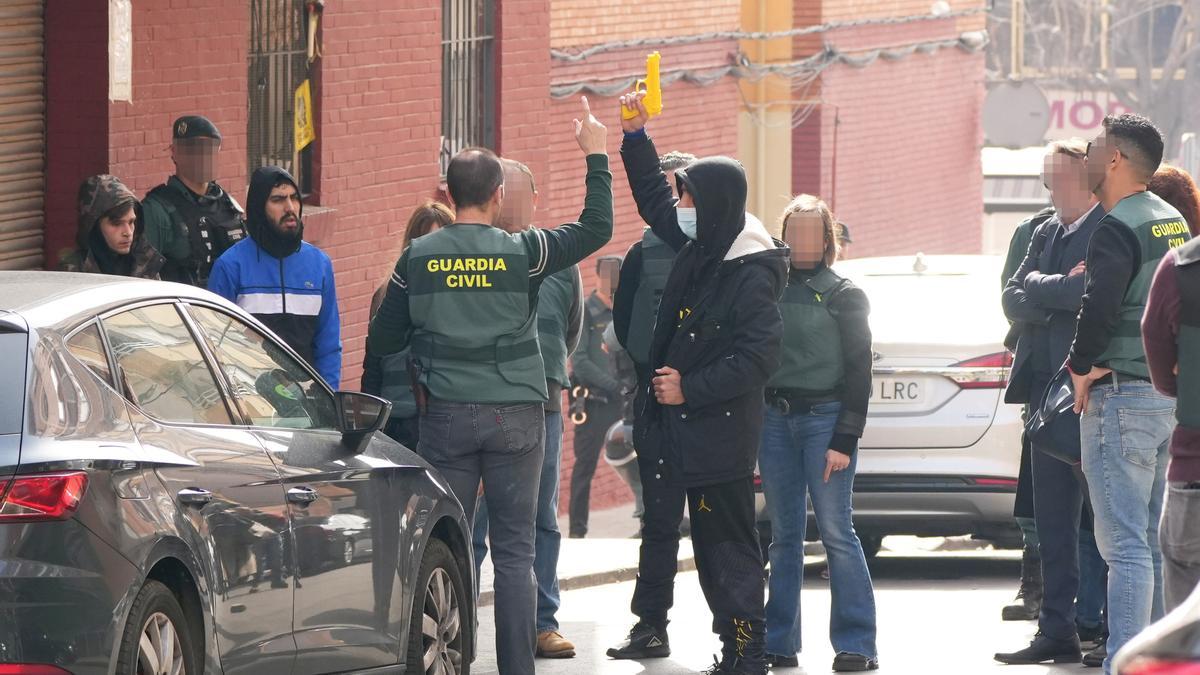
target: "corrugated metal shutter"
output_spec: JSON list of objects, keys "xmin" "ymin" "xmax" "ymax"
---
[{"xmin": 0, "ymin": 1, "xmax": 44, "ymax": 270}]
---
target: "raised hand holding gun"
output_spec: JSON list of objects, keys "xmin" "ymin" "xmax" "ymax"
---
[{"xmin": 620, "ymin": 91, "xmax": 650, "ymax": 134}]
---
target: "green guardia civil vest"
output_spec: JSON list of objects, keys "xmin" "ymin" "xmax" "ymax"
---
[
  {"xmin": 768, "ymin": 267, "xmax": 848, "ymax": 392},
  {"xmin": 627, "ymin": 228, "xmax": 675, "ymax": 367},
  {"xmin": 407, "ymin": 224, "xmax": 547, "ymax": 403},
  {"xmin": 537, "ymin": 266, "xmax": 578, "ymax": 389},
  {"xmin": 378, "ymin": 349, "xmax": 417, "ymax": 419},
  {"xmin": 1097, "ymin": 191, "xmax": 1191, "ymax": 379},
  {"xmin": 1173, "ymin": 238, "xmax": 1200, "ymax": 429}
]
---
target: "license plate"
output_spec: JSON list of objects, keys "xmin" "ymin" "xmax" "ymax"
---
[{"xmin": 870, "ymin": 378, "xmax": 924, "ymax": 404}]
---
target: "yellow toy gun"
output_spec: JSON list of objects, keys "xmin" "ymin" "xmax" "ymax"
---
[{"xmin": 622, "ymin": 51, "xmax": 663, "ymax": 120}]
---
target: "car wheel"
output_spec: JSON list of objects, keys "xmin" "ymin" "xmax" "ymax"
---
[
  {"xmin": 406, "ymin": 539, "xmax": 470, "ymax": 675},
  {"xmin": 860, "ymin": 534, "xmax": 883, "ymax": 559},
  {"xmin": 115, "ymin": 579, "xmax": 199, "ymax": 675},
  {"xmin": 342, "ymin": 538, "xmax": 355, "ymax": 566}
]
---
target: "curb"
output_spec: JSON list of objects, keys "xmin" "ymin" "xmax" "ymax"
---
[{"xmin": 478, "ymin": 556, "xmax": 698, "ymax": 607}]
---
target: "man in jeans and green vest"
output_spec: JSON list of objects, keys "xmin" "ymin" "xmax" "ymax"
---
[
  {"xmin": 367, "ymin": 98, "xmax": 613, "ymax": 674},
  {"xmin": 471, "ymin": 158, "xmax": 585, "ymax": 659},
  {"xmin": 1068, "ymin": 113, "xmax": 1190, "ymax": 673}
]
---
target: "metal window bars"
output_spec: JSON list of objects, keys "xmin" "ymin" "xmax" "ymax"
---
[
  {"xmin": 441, "ymin": 0, "xmax": 496, "ymax": 176},
  {"xmin": 249, "ymin": 0, "xmax": 310, "ymax": 193}
]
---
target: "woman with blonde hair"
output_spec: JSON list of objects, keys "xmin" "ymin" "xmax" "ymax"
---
[
  {"xmin": 760, "ymin": 194, "xmax": 878, "ymax": 672},
  {"xmin": 362, "ymin": 200, "xmax": 454, "ymax": 447}
]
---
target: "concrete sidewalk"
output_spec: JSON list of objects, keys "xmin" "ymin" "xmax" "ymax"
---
[{"xmin": 477, "ymin": 503, "xmax": 695, "ymax": 606}]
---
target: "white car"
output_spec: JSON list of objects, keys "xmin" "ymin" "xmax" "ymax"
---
[{"xmin": 755, "ymin": 254, "xmax": 1023, "ymax": 555}]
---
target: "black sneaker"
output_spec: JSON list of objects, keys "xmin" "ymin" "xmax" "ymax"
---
[
  {"xmin": 700, "ymin": 655, "xmax": 768, "ymax": 675},
  {"xmin": 1082, "ymin": 639, "xmax": 1105, "ymax": 668},
  {"xmin": 766, "ymin": 652, "xmax": 799, "ymax": 668},
  {"xmin": 607, "ymin": 622, "xmax": 670, "ymax": 660},
  {"xmin": 994, "ymin": 632, "xmax": 1081, "ymax": 665},
  {"xmin": 833, "ymin": 652, "xmax": 879, "ymax": 672}
]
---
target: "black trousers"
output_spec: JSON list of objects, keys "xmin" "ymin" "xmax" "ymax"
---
[
  {"xmin": 631, "ymin": 458, "xmax": 766, "ymax": 665},
  {"xmin": 568, "ymin": 396, "xmax": 622, "ymax": 536},
  {"xmin": 1030, "ymin": 376, "xmax": 1099, "ymax": 640}
]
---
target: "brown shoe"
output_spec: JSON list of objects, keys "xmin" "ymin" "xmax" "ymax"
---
[{"xmin": 537, "ymin": 630, "xmax": 576, "ymax": 658}]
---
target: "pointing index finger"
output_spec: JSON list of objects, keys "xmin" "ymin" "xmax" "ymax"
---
[{"xmin": 580, "ymin": 96, "xmax": 592, "ymax": 118}]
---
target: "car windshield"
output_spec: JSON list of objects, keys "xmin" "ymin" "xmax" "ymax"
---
[{"xmin": 0, "ymin": 331, "xmax": 27, "ymax": 437}]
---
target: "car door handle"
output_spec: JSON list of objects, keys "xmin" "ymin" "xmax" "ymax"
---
[
  {"xmin": 177, "ymin": 488, "xmax": 213, "ymax": 506},
  {"xmin": 286, "ymin": 486, "xmax": 319, "ymax": 505}
]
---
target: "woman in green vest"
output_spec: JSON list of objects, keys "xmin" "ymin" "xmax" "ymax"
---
[
  {"xmin": 362, "ymin": 200, "xmax": 454, "ymax": 447},
  {"xmin": 759, "ymin": 195, "xmax": 878, "ymax": 672}
]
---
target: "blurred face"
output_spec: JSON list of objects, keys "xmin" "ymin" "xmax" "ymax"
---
[
  {"xmin": 173, "ymin": 137, "xmax": 220, "ymax": 185},
  {"xmin": 266, "ymin": 184, "xmax": 301, "ymax": 236},
  {"xmin": 1085, "ymin": 131, "xmax": 1119, "ymax": 196},
  {"xmin": 783, "ymin": 211, "xmax": 826, "ymax": 268},
  {"xmin": 100, "ymin": 208, "xmax": 136, "ymax": 255},
  {"xmin": 1044, "ymin": 152, "xmax": 1094, "ymax": 220},
  {"xmin": 498, "ymin": 166, "xmax": 535, "ymax": 232},
  {"xmin": 597, "ymin": 258, "xmax": 620, "ymax": 299}
]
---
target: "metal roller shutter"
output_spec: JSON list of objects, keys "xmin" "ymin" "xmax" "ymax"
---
[{"xmin": 0, "ymin": 1, "xmax": 43, "ymax": 270}]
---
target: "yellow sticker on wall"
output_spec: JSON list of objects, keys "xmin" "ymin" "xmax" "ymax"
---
[{"xmin": 294, "ymin": 79, "xmax": 316, "ymax": 151}]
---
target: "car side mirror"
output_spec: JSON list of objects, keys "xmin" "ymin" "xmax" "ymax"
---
[{"xmin": 336, "ymin": 391, "xmax": 391, "ymax": 442}]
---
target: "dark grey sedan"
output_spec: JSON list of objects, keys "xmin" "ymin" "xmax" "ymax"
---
[{"xmin": 0, "ymin": 272, "xmax": 474, "ymax": 675}]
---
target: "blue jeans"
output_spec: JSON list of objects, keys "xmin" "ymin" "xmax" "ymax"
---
[
  {"xmin": 473, "ymin": 411, "xmax": 564, "ymax": 632},
  {"xmin": 759, "ymin": 403, "xmax": 877, "ymax": 659},
  {"xmin": 1080, "ymin": 378, "xmax": 1173, "ymax": 673}
]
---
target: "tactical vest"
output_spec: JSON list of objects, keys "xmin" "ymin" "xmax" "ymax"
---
[
  {"xmin": 1173, "ymin": 238, "xmax": 1200, "ymax": 429},
  {"xmin": 378, "ymin": 349, "xmax": 417, "ymax": 419},
  {"xmin": 146, "ymin": 180, "xmax": 246, "ymax": 286},
  {"xmin": 1096, "ymin": 191, "xmax": 1191, "ymax": 378},
  {"xmin": 407, "ymin": 224, "xmax": 547, "ymax": 403},
  {"xmin": 768, "ymin": 267, "xmax": 848, "ymax": 392},
  {"xmin": 626, "ymin": 228, "xmax": 675, "ymax": 367},
  {"xmin": 537, "ymin": 267, "xmax": 578, "ymax": 389}
]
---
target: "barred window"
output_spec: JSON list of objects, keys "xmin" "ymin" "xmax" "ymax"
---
[
  {"xmin": 249, "ymin": 0, "xmax": 312, "ymax": 194},
  {"xmin": 441, "ymin": 0, "xmax": 496, "ymax": 175}
]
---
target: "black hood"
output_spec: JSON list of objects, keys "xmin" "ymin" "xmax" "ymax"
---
[
  {"xmin": 247, "ymin": 165, "xmax": 303, "ymax": 259},
  {"xmin": 675, "ymin": 156, "xmax": 747, "ymax": 260}
]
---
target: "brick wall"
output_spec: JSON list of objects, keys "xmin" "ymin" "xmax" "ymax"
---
[
  {"xmin": 314, "ymin": 1, "xmax": 443, "ymax": 387},
  {"xmin": 107, "ymin": 0, "xmax": 249, "ymax": 204},
  {"xmin": 791, "ymin": 5, "xmax": 986, "ymax": 258},
  {"xmin": 550, "ymin": 0, "xmax": 739, "ymax": 49}
]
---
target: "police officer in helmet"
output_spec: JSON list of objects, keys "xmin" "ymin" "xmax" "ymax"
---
[{"xmin": 142, "ymin": 115, "xmax": 246, "ymax": 286}]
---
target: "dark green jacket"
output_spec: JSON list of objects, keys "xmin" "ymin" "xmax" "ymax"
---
[{"xmin": 367, "ymin": 154, "xmax": 613, "ymax": 402}]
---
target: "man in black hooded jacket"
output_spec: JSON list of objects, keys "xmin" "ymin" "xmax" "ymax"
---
[
  {"xmin": 605, "ymin": 93, "xmax": 787, "ymax": 675},
  {"xmin": 208, "ymin": 165, "xmax": 342, "ymax": 388}
]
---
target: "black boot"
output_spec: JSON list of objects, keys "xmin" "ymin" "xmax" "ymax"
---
[
  {"xmin": 1082, "ymin": 637, "xmax": 1106, "ymax": 668},
  {"xmin": 994, "ymin": 632, "xmax": 1081, "ymax": 665},
  {"xmin": 1001, "ymin": 548, "xmax": 1043, "ymax": 621},
  {"xmin": 607, "ymin": 621, "xmax": 670, "ymax": 660}
]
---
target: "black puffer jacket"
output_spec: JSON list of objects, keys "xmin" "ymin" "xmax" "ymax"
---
[{"xmin": 623, "ymin": 131, "xmax": 788, "ymax": 488}]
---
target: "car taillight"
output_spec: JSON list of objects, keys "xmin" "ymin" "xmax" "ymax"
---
[
  {"xmin": 947, "ymin": 352, "xmax": 1014, "ymax": 389},
  {"xmin": 0, "ymin": 472, "xmax": 89, "ymax": 522},
  {"xmin": 1122, "ymin": 657, "xmax": 1200, "ymax": 675},
  {"xmin": 0, "ymin": 665, "xmax": 75, "ymax": 674}
]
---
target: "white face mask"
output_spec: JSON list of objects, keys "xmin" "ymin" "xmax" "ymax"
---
[{"xmin": 677, "ymin": 207, "xmax": 698, "ymax": 240}]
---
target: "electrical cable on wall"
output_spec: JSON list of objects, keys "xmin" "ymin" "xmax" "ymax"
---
[
  {"xmin": 550, "ymin": 7, "xmax": 987, "ymax": 61},
  {"xmin": 550, "ymin": 31, "xmax": 990, "ymax": 99}
]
